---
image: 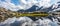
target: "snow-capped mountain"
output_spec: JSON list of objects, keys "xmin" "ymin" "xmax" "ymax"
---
[
  {"xmin": 18, "ymin": 1, "xmax": 60, "ymax": 12},
  {"xmin": 17, "ymin": 2, "xmax": 60, "ymax": 21},
  {"xmin": 0, "ymin": 0, "xmax": 60, "ymax": 26},
  {"xmin": 18, "ymin": 5, "xmax": 38, "ymax": 12}
]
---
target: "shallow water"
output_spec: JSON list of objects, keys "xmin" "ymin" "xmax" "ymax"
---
[{"xmin": 0, "ymin": 17, "xmax": 60, "ymax": 26}]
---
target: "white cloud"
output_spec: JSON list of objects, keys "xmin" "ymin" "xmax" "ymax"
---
[
  {"xmin": 0, "ymin": 0, "xmax": 60, "ymax": 11},
  {"xmin": 53, "ymin": 8, "xmax": 60, "ymax": 11},
  {"xmin": 19, "ymin": 0, "xmax": 60, "ymax": 9},
  {"xmin": 37, "ymin": 0, "xmax": 51, "ymax": 7},
  {"xmin": 0, "ymin": 0, "xmax": 19, "ymax": 11},
  {"xmin": 0, "ymin": 0, "xmax": 60, "ymax": 26}
]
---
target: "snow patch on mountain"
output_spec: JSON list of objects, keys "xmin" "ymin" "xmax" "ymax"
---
[{"xmin": 0, "ymin": 0, "xmax": 60, "ymax": 11}]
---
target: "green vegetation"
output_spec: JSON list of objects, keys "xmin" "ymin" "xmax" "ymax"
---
[{"xmin": 0, "ymin": 7, "xmax": 49, "ymax": 22}]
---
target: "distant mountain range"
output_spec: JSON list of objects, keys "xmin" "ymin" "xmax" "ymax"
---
[{"xmin": 18, "ymin": 2, "xmax": 60, "ymax": 12}]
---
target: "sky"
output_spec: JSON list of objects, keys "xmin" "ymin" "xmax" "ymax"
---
[
  {"xmin": 0, "ymin": 0, "xmax": 60, "ymax": 26},
  {"xmin": 0, "ymin": 0, "xmax": 60, "ymax": 11}
]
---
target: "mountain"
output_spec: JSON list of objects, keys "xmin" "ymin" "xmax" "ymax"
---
[
  {"xmin": 18, "ymin": 5, "xmax": 39, "ymax": 12},
  {"xmin": 39, "ymin": 5, "xmax": 54, "ymax": 12},
  {"xmin": 25, "ymin": 5, "xmax": 38, "ymax": 12},
  {"xmin": 18, "ymin": 1, "xmax": 60, "ymax": 12}
]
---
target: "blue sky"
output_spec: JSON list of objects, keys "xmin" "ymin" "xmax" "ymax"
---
[
  {"xmin": 1, "ymin": 0, "xmax": 20, "ymax": 5},
  {"xmin": 11, "ymin": 0, "xmax": 20, "ymax": 5},
  {"xmin": 0, "ymin": 0, "xmax": 60, "ymax": 11},
  {"xmin": 0, "ymin": 0, "xmax": 60, "ymax": 26},
  {"xmin": 1, "ymin": 0, "xmax": 58, "ymax": 5}
]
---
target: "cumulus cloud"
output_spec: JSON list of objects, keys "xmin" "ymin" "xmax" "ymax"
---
[
  {"xmin": 0, "ymin": 0, "xmax": 60, "ymax": 26},
  {"xmin": 19, "ymin": 0, "xmax": 52, "ymax": 9},
  {"xmin": 37, "ymin": 0, "xmax": 51, "ymax": 7},
  {"xmin": 19, "ymin": 0, "xmax": 60, "ymax": 8},
  {"xmin": 0, "ymin": 0, "xmax": 60, "ymax": 11}
]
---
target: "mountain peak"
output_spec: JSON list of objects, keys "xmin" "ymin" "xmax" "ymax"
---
[{"xmin": 18, "ymin": 5, "xmax": 39, "ymax": 12}]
